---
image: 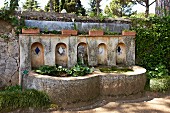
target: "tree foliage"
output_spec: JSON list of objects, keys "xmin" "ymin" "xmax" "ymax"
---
[
  {"xmin": 64, "ymin": 0, "xmax": 86, "ymax": 15},
  {"xmin": 135, "ymin": 0, "xmax": 156, "ymax": 17},
  {"xmin": 106, "ymin": 0, "xmax": 136, "ymax": 17},
  {"xmin": 89, "ymin": 0, "xmax": 102, "ymax": 16},
  {"xmin": 60, "ymin": 0, "xmax": 65, "ymax": 11},
  {"xmin": 45, "ymin": 0, "xmax": 59, "ymax": 12},
  {"xmin": 0, "ymin": 0, "xmax": 19, "ymax": 18},
  {"xmin": 132, "ymin": 16, "xmax": 170, "ymax": 78},
  {"xmin": 104, "ymin": 5, "xmax": 111, "ymax": 14},
  {"xmin": 22, "ymin": 0, "xmax": 41, "ymax": 11},
  {"xmin": 0, "ymin": 0, "xmax": 19, "ymax": 25},
  {"xmin": 44, "ymin": 0, "xmax": 86, "ymax": 15}
]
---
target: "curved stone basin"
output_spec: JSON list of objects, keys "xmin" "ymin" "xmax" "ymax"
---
[{"xmin": 23, "ymin": 66, "xmax": 146, "ymax": 109}]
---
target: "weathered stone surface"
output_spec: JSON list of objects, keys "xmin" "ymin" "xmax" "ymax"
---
[
  {"xmin": 24, "ymin": 66, "xmax": 146, "ymax": 109},
  {"xmin": 0, "ymin": 19, "xmax": 13, "ymax": 34},
  {"xmin": 25, "ymin": 20, "xmax": 130, "ymax": 33},
  {"xmin": 0, "ymin": 36, "xmax": 19, "ymax": 87},
  {"xmin": 19, "ymin": 34, "xmax": 135, "ymax": 71}
]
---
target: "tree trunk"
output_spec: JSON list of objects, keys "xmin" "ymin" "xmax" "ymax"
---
[
  {"xmin": 96, "ymin": 0, "xmax": 100, "ymax": 16},
  {"xmin": 145, "ymin": 0, "xmax": 149, "ymax": 17},
  {"xmin": 156, "ymin": 0, "xmax": 170, "ymax": 16},
  {"xmin": 50, "ymin": 0, "xmax": 53, "ymax": 12}
]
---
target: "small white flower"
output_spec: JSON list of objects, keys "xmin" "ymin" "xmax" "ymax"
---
[{"xmin": 58, "ymin": 66, "xmax": 62, "ymax": 68}]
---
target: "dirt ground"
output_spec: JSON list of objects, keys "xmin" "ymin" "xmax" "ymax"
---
[{"xmin": 10, "ymin": 91, "xmax": 170, "ymax": 113}]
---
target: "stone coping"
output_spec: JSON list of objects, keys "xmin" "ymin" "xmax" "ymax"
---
[
  {"xmin": 29, "ymin": 66, "xmax": 146, "ymax": 79},
  {"xmin": 15, "ymin": 11, "xmax": 131, "ymax": 23},
  {"xmin": 19, "ymin": 34, "xmax": 135, "ymax": 37},
  {"xmin": 23, "ymin": 66, "xmax": 146, "ymax": 109}
]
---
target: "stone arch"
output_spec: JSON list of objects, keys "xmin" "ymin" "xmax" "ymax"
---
[
  {"xmin": 31, "ymin": 42, "xmax": 44, "ymax": 69},
  {"xmin": 55, "ymin": 43, "xmax": 68, "ymax": 67},
  {"xmin": 116, "ymin": 43, "xmax": 126, "ymax": 65},
  {"xmin": 97, "ymin": 43, "xmax": 107, "ymax": 65},
  {"xmin": 77, "ymin": 42, "xmax": 88, "ymax": 65}
]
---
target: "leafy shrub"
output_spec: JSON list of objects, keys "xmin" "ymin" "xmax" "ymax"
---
[
  {"xmin": 133, "ymin": 16, "xmax": 170, "ymax": 79},
  {"xmin": 35, "ymin": 65, "xmax": 68, "ymax": 76},
  {"xmin": 150, "ymin": 76, "xmax": 170, "ymax": 92},
  {"xmin": 0, "ymin": 86, "xmax": 51, "ymax": 111},
  {"xmin": 104, "ymin": 31, "xmax": 119, "ymax": 35},
  {"xmin": 0, "ymin": 34, "xmax": 9, "ymax": 40},
  {"xmin": 147, "ymin": 63, "xmax": 169, "ymax": 79},
  {"xmin": 70, "ymin": 64, "xmax": 94, "ymax": 77},
  {"xmin": 4, "ymin": 85, "xmax": 21, "ymax": 92},
  {"xmin": 35, "ymin": 65, "xmax": 94, "ymax": 77}
]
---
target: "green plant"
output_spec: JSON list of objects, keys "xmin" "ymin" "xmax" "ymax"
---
[
  {"xmin": 98, "ymin": 13, "xmax": 105, "ymax": 21},
  {"xmin": 88, "ymin": 12, "xmax": 96, "ymax": 18},
  {"xmin": 35, "ymin": 65, "xmax": 60, "ymax": 76},
  {"xmin": 70, "ymin": 64, "xmax": 94, "ymax": 77},
  {"xmin": 150, "ymin": 76, "xmax": 170, "ymax": 92},
  {"xmin": 134, "ymin": 16, "xmax": 170, "ymax": 78},
  {"xmin": 0, "ymin": 34, "xmax": 9, "ymax": 40},
  {"xmin": 0, "ymin": 86, "xmax": 51, "ymax": 112},
  {"xmin": 35, "ymin": 65, "xmax": 94, "ymax": 77},
  {"xmin": 78, "ymin": 31, "xmax": 88, "ymax": 35},
  {"xmin": 50, "ymin": 30, "xmax": 61, "ymax": 34},
  {"xmin": 147, "ymin": 63, "xmax": 169, "ymax": 79},
  {"xmin": 122, "ymin": 29, "xmax": 135, "ymax": 32},
  {"xmin": 90, "ymin": 28, "xmax": 103, "ymax": 31},
  {"xmin": 0, "ymin": 0, "xmax": 18, "ymax": 21},
  {"xmin": 105, "ymin": 28, "xmax": 119, "ymax": 35},
  {"xmin": 73, "ymin": 23, "xmax": 77, "ymax": 30},
  {"xmin": 35, "ymin": 65, "xmax": 69, "ymax": 77},
  {"xmin": 4, "ymin": 85, "xmax": 21, "ymax": 92},
  {"xmin": 104, "ymin": 27, "xmax": 119, "ymax": 35},
  {"xmin": 99, "ymin": 66, "xmax": 133, "ymax": 73},
  {"xmin": 22, "ymin": 26, "xmax": 39, "ymax": 30},
  {"xmin": 0, "ymin": 1, "xmax": 25, "ymax": 36}
]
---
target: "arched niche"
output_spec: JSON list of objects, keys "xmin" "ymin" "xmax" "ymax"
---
[
  {"xmin": 97, "ymin": 43, "xmax": 107, "ymax": 65},
  {"xmin": 31, "ymin": 42, "xmax": 44, "ymax": 69},
  {"xmin": 55, "ymin": 43, "xmax": 68, "ymax": 67},
  {"xmin": 116, "ymin": 43, "xmax": 126, "ymax": 65},
  {"xmin": 77, "ymin": 42, "xmax": 88, "ymax": 65}
]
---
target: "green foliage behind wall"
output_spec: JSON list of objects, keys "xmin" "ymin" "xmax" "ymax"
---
[{"xmin": 133, "ymin": 16, "xmax": 170, "ymax": 78}]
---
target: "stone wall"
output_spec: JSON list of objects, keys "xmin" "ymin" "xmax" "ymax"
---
[
  {"xmin": 0, "ymin": 36, "xmax": 19, "ymax": 88},
  {"xmin": 22, "ymin": 11, "xmax": 131, "ymax": 33},
  {"xmin": 19, "ymin": 34, "xmax": 135, "ymax": 78},
  {"xmin": 24, "ymin": 66, "xmax": 146, "ymax": 109},
  {"xmin": 0, "ymin": 19, "xmax": 13, "ymax": 34},
  {"xmin": 25, "ymin": 20, "xmax": 130, "ymax": 33},
  {"xmin": 0, "ymin": 19, "xmax": 19, "ymax": 88}
]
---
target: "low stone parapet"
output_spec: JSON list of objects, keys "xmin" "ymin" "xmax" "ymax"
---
[{"xmin": 23, "ymin": 66, "xmax": 146, "ymax": 109}]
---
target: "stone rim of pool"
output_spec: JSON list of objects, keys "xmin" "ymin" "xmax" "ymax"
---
[{"xmin": 23, "ymin": 66, "xmax": 146, "ymax": 109}]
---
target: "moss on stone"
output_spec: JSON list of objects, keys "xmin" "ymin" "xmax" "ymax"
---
[{"xmin": 99, "ymin": 66, "xmax": 133, "ymax": 73}]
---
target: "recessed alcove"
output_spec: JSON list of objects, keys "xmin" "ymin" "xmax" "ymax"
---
[
  {"xmin": 116, "ymin": 43, "xmax": 126, "ymax": 65},
  {"xmin": 97, "ymin": 43, "xmax": 107, "ymax": 65},
  {"xmin": 77, "ymin": 42, "xmax": 88, "ymax": 65},
  {"xmin": 20, "ymin": 35, "xmax": 135, "ymax": 70},
  {"xmin": 55, "ymin": 43, "xmax": 68, "ymax": 67},
  {"xmin": 31, "ymin": 42, "xmax": 44, "ymax": 69}
]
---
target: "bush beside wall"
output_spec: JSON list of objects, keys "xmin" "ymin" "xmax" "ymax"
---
[
  {"xmin": 150, "ymin": 76, "xmax": 170, "ymax": 92},
  {"xmin": 133, "ymin": 16, "xmax": 170, "ymax": 78},
  {"xmin": 0, "ymin": 86, "xmax": 51, "ymax": 112}
]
